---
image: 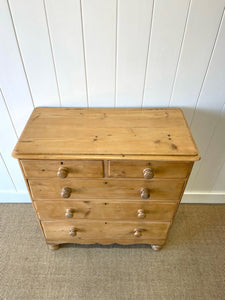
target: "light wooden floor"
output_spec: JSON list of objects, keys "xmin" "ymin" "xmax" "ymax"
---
[{"xmin": 1, "ymin": 204, "xmax": 225, "ymax": 300}]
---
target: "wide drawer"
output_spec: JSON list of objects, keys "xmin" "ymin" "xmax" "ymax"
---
[
  {"xmin": 21, "ymin": 160, "xmax": 103, "ymax": 178},
  {"xmin": 42, "ymin": 220, "xmax": 171, "ymax": 243},
  {"xmin": 34, "ymin": 200, "xmax": 178, "ymax": 221},
  {"xmin": 109, "ymin": 160, "xmax": 190, "ymax": 178},
  {"xmin": 29, "ymin": 179, "xmax": 185, "ymax": 200}
]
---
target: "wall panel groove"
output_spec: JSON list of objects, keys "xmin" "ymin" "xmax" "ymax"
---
[
  {"xmin": 167, "ymin": 0, "xmax": 192, "ymax": 108},
  {"xmin": 114, "ymin": 0, "xmax": 118, "ymax": 107},
  {"xmin": 45, "ymin": 0, "xmax": 87, "ymax": 106},
  {"xmin": 189, "ymin": 8, "xmax": 225, "ymax": 127},
  {"xmin": 144, "ymin": 0, "xmax": 191, "ymax": 107},
  {"xmin": 43, "ymin": 0, "xmax": 62, "ymax": 107},
  {"xmin": 0, "ymin": 153, "xmax": 16, "ymax": 191},
  {"xmin": 116, "ymin": 0, "xmax": 154, "ymax": 107},
  {"xmin": 80, "ymin": 0, "xmax": 89, "ymax": 107},
  {"xmin": 6, "ymin": 0, "xmax": 35, "ymax": 109},
  {"xmin": 0, "ymin": 88, "xmax": 26, "ymax": 191},
  {"xmin": 141, "ymin": 0, "xmax": 155, "ymax": 108},
  {"xmin": 81, "ymin": 0, "xmax": 116, "ymax": 107},
  {"xmin": 186, "ymin": 12, "xmax": 225, "ymax": 191},
  {"xmin": 169, "ymin": 0, "xmax": 225, "ymax": 124},
  {"xmin": 0, "ymin": 89, "xmax": 18, "ymax": 139},
  {"xmin": 0, "ymin": 0, "xmax": 34, "ymax": 136},
  {"xmin": 8, "ymin": 0, "xmax": 61, "ymax": 107}
]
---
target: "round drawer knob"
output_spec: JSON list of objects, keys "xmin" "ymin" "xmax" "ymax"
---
[
  {"xmin": 61, "ymin": 187, "xmax": 72, "ymax": 198},
  {"xmin": 137, "ymin": 209, "xmax": 146, "ymax": 219},
  {"xmin": 65, "ymin": 208, "xmax": 74, "ymax": 218},
  {"xmin": 57, "ymin": 167, "xmax": 69, "ymax": 178},
  {"xmin": 140, "ymin": 188, "xmax": 150, "ymax": 199},
  {"xmin": 69, "ymin": 227, "xmax": 77, "ymax": 237},
  {"xmin": 134, "ymin": 228, "xmax": 142, "ymax": 237},
  {"xmin": 143, "ymin": 168, "xmax": 154, "ymax": 179}
]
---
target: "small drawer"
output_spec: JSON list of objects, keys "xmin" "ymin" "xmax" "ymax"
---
[
  {"xmin": 42, "ymin": 220, "xmax": 171, "ymax": 244},
  {"xmin": 108, "ymin": 161, "xmax": 190, "ymax": 179},
  {"xmin": 29, "ymin": 179, "xmax": 185, "ymax": 200},
  {"xmin": 21, "ymin": 160, "xmax": 103, "ymax": 178},
  {"xmin": 34, "ymin": 200, "xmax": 178, "ymax": 221}
]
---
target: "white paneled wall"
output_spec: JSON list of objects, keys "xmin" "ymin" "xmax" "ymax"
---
[
  {"xmin": 45, "ymin": 0, "xmax": 87, "ymax": 106},
  {"xmin": 0, "ymin": 0, "xmax": 224, "ymax": 203}
]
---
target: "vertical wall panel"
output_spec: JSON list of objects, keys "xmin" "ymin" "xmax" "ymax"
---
[
  {"xmin": 186, "ymin": 14, "xmax": 225, "ymax": 191},
  {"xmin": 45, "ymin": 0, "xmax": 87, "ymax": 107},
  {"xmin": 9, "ymin": 0, "xmax": 60, "ymax": 107},
  {"xmin": 0, "ymin": 90, "xmax": 26, "ymax": 190},
  {"xmin": 0, "ymin": 0, "xmax": 33, "ymax": 136},
  {"xmin": 0, "ymin": 154, "xmax": 15, "ymax": 191},
  {"xmin": 116, "ymin": 0, "xmax": 153, "ymax": 107},
  {"xmin": 191, "ymin": 106, "xmax": 225, "ymax": 192},
  {"xmin": 143, "ymin": 0, "xmax": 190, "ymax": 107},
  {"xmin": 82, "ymin": 0, "xmax": 116, "ymax": 107},
  {"xmin": 212, "ymin": 159, "xmax": 225, "ymax": 192},
  {"xmin": 169, "ymin": 0, "xmax": 225, "ymax": 124}
]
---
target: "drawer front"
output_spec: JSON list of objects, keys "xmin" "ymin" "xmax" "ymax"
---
[
  {"xmin": 29, "ymin": 179, "xmax": 185, "ymax": 200},
  {"xmin": 21, "ymin": 160, "xmax": 103, "ymax": 178},
  {"xmin": 34, "ymin": 200, "xmax": 178, "ymax": 221},
  {"xmin": 109, "ymin": 160, "xmax": 190, "ymax": 178},
  {"xmin": 42, "ymin": 220, "xmax": 170, "ymax": 243}
]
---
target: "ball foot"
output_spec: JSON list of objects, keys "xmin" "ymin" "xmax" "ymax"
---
[
  {"xmin": 151, "ymin": 244, "xmax": 163, "ymax": 251},
  {"xmin": 48, "ymin": 244, "xmax": 60, "ymax": 250}
]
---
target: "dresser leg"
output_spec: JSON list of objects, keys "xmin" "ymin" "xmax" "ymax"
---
[
  {"xmin": 48, "ymin": 244, "xmax": 60, "ymax": 250},
  {"xmin": 151, "ymin": 244, "xmax": 163, "ymax": 251}
]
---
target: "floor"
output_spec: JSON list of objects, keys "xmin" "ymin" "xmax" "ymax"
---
[{"xmin": 0, "ymin": 204, "xmax": 225, "ymax": 300}]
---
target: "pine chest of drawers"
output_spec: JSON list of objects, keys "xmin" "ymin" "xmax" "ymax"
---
[{"xmin": 12, "ymin": 108, "xmax": 200, "ymax": 251}]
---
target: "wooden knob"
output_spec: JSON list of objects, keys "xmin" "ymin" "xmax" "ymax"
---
[
  {"xmin": 61, "ymin": 187, "xmax": 72, "ymax": 198},
  {"xmin": 69, "ymin": 227, "xmax": 77, "ymax": 237},
  {"xmin": 57, "ymin": 167, "xmax": 68, "ymax": 178},
  {"xmin": 137, "ymin": 209, "xmax": 146, "ymax": 219},
  {"xmin": 134, "ymin": 228, "xmax": 142, "ymax": 237},
  {"xmin": 65, "ymin": 208, "xmax": 74, "ymax": 218},
  {"xmin": 143, "ymin": 168, "xmax": 154, "ymax": 179},
  {"xmin": 140, "ymin": 188, "xmax": 150, "ymax": 199}
]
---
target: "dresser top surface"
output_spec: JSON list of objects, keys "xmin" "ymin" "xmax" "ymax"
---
[{"xmin": 12, "ymin": 107, "xmax": 200, "ymax": 161}]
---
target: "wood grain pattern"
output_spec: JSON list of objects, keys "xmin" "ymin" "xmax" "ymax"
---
[
  {"xmin": 29, "ymin": 178, "xmax": 185, "ymax": 200},
  {"xmin": 34, "ymin": 200, "xmax": 178, "ymax": 221},
  {"xmin": 12, "ymin": 108, "xmax": 200, "ymax": 159},
  {"xmin": 14, "ymin": 154, "xmax": 201, "ymax": 162},
  {"xmin": 12, "ymin": 107, "xmax": 198, "ymax": 249},
  {"xmin": 42, "ymin": 219, "xmax": 170, "ymax": 243},
  {"xmin": 21, "ymin": 159, "xmax": 103, "ymax": 178},
  {"xmin": 109, "ymin": 160, "xmax": 190, "ymax": 178}
]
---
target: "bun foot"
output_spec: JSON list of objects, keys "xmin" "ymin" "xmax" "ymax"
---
[
  {"xmin": 48, "ymin": 244, "xmax": 60, "ymax": 250},
  {"xmin": 151, "ymin": 244, "xmax": 163, "ymax": 251}
]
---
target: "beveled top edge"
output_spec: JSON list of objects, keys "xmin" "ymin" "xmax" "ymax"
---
[
  {"xmin": 12, "ymin": 153, "xmax": 201, "ymax": 161},
  {"xmin": 12, "ymin": 107, "xmax": 201, "ymax": 160}
]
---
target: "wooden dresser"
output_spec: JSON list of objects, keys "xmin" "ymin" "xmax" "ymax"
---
[{"xmin": 12, "ymin": 108, "xmax": 200, "ymax": 251}]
